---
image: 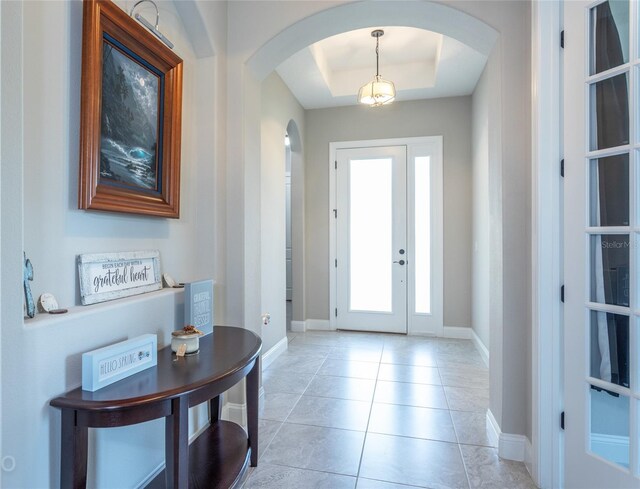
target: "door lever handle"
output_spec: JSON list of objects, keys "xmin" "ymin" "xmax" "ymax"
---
[{"xmin": 393, "ymin": 260, "xmax": 406, "ymax": 265}]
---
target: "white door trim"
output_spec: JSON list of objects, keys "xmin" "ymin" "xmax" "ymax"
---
[
  {"xmin": 329, "ymin": 137, "xmax": 444, "ymax": 336},
  {"xmin": 531, "ymin": 1, "xmax": 562, "ymax": 487}
]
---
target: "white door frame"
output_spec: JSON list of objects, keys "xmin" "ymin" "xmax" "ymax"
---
[
  {"xmin": 329, "ymin": 137, "xmax": 444, "ymax": 336},
  {"xmin": 531, "ymin": 0, "xmax": 563, "ymax": 487}
]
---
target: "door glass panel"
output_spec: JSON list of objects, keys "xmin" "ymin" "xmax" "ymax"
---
[
  {"xmin": 590, "ymin": 234, "xmax": 630, "ymax": 306},
  {"xmin": 414, "ymin": 156, "xmax": 431, "ymax": 314},
  {"xmin": 590, "ymin": 73, "xmax": 630, "ymax": 150},
  {"xmin": 349, "ymin": 158, "xmax": 392, "ymax": 312},
  {"xmin": 590, "ymin": 387, "xmax": 630, "ymax": 468},
  {"xmin": 590, "ymin": 0, "xmax": 629, "ymax": 75},
  {"xmin": 589, "ymin": 155, "xmax": 630, "ymax": 226},
  {"xmin": 590, "ymin": 310, "xmax": 630, "ymax": 387}
]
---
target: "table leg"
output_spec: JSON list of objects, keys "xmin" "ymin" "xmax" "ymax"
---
[
  {"xmin": 209, "ymin": 395, "xmax": 221, "ymax": 423},
  {"xmin": 165, "ymin": 396, "xmax": 189, "ymax": 488},
  {"xmin": 246, "ymin": 358, "xmax": 259, "ymax": 466},
  {"xmin": 60, "ymin": 409, "xmax": 88, "ymax": 489}
]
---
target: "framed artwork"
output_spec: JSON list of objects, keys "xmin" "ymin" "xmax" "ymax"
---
[{"xmin": 78, "ymin": 0, "xmax": 183, "ymax": 218}]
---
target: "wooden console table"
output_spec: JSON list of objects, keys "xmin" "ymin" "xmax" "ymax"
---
[{"xmin": 50, "ymin": 326, "xmax": 262, "ymax": 489}]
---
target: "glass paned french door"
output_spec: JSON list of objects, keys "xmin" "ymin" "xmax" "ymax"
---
[{"xmin": 564, "ymin": 1, "xmax": 640, "ymax": 486}]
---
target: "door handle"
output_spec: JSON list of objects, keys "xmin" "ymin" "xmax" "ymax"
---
[{"xmin": 393, "ymin": 260, "xmax": 406, "ymax": 265}]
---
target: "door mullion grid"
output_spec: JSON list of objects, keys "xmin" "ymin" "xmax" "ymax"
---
[
  {"xmin": 584, "ymin": 0, "xmax": 639, "ymax": 476},
  {"xmin": 631, "ymin": 0, "xmax": 639, "ymax": 476}
]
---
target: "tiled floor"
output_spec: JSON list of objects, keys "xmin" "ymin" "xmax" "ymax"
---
[{"xmin": 243, "ymin": 330, "xmax": 537, "ymax": 489}]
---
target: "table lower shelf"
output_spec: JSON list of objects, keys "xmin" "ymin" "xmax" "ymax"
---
[{"xmin": 147, "ymin": 420, "xmax": 251, "ymax": 489}]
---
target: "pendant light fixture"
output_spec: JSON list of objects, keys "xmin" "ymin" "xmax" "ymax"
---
[{"xmin": 357, "ymin": 29, "xmax": 396, "ymax": 107}]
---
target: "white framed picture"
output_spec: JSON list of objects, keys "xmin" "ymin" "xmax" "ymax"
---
[{"xmin": 78, "ymin": 250, "xmax": 162, "ymax": 305}]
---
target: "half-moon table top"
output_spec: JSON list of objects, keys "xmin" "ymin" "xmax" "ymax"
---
[{"xmin": 50, "ymin": 326, "xmax": 262, "ymax": 411}]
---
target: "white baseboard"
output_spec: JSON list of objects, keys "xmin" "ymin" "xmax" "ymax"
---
[
  {"xmin": 262, "ymin": 336, "xmax": 288, "ymax": 370},
  {"xmin": 134, "ymin": 421, "xmax": 213, "ymax": 488},
  {"xmin": 306, "ymin": 319, "xmax": 331, "ymax": 331},
  {"xmin": 486, "ymin": 409, "xmax": 500, "ymax": 448},
  {"xmin": 486, "ymin": 409, "xmax": 529, "ymax": 462},
  {"xmin": 290, "ymin": 320, "xmax": 306, "ymax": 332},
  {"xmin": 471, "ymin": 328, "xmax": 490, "ymax": 368},
  {"xmin": 217, "ymin": 336, "xmax": 286, "ymax": 443},
  {"xmin": 525, "ymin": 437, "xmax": 534, "ymax": 479},
  {"xmin": 443, "ymin": 325, "xmax": 472, "ymax": 339},
  {"xmin": 500, "ymin": 433, "xmax": 527, "ymax": 462},
  {"xmin": 135, "ymin": 461, "xmax": 165, "ymax": 489},
  {"xmin": 222, "ymin": 401, "xmax": 247, "ymax": 428}
]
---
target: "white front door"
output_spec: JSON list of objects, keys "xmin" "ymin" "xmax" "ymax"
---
[
  {"xmin": 334, "ymin": 138, "xmax": 443, "ymax": 335},
  {"xmin": 564, "ymin": 1, "xmax": 639, "ymax": 487}
]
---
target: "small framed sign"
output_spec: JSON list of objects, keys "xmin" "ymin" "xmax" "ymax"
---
[
  {"xmin": 78, "ymin": 250, "xmax": 162, "ymax": 305},
  {"xmin": 185, "ymin": 279, "xmax": 214, "ymax": 335},
  {"xmin": 82, "ymin": 334, "xmax": 158, "ymax": 391}
]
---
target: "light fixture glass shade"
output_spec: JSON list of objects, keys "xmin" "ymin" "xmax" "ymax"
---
[{"xmin": 358, "ymin": 75, "xmax": 396, "ymax": 106}]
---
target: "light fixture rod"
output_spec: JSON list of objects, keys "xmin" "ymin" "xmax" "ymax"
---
[
  {"xmin": 371, "ymin": 29, "xmax": 384, "ymax": 77},
  {"xmin": 129, "ymin": 0, "xmax": 174, "ymax": 49},
  {"xmin": 376, "ymin": 35, "xmax": 379, "ymax": 76}
]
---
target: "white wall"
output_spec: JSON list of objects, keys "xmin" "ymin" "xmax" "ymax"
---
[
  {"xmin": 472, "ymin": 62, "xmax": 491, "ymax": 350},
  {"xmin": 260, "ymin": 73, "xmax": 305, "ymax": 353},
  {"xmin": 305, "ymin": 97, "xmax": 473, "ymax": 328},
  {"xmin": 0, "ymin": 1, "xmax": 228, "ymax": 487}
]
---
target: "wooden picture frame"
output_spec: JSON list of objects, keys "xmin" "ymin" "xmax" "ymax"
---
[{"xmin": 78, "ymin": 0, "xmax": 183, "ymax": 218}]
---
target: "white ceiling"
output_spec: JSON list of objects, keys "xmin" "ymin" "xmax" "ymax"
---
[{"xmin": 276, "ymin": 26, "xmax": 488, "ymax": 110}]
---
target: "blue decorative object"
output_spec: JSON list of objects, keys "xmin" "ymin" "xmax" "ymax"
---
[
  {"xmin": 185, "ymin": 280, "xmax": 214, "ymax": 335},
  {"xmin": 82, "ymin": 334, "xmax": 158, "ymax": 391},
  {"xmin": 23, "ymin": 252, "xmax": 35, "ymax": 318}
]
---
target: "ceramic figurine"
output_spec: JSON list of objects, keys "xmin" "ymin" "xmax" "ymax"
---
[{"xmin": 23, "ymin": 252, "xmax": 35, "ymax": 318}]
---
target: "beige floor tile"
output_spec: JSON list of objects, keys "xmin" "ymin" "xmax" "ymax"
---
[
  {"xmin": 368, "ymin": 403, "xmax": 457, "ymax": 443},
  {"xmin": 317, "ymin": 358, "xmax": 379, "ymax": 379},
  {"xmin": 244, "ymin": 463, "xmax": 356, "ymax": 488},
  {"xmin": 374, "ymin": 380, "xmax": 449, "ymax": 409},
  {"xmin": 360, "ymin": 433, "xmax": 469, "ymax": 488},
  {"xmin": 304, "ymin": 375, "xmax": 376, "ymax": 402},
  {"xmin": 378, "ymin": 364, "xmax": 441, "ymax": 385},
  {"xmin": 286, "ymin": 395, "xmax": 371, "ymax": 431},
  {"xmin": 262, "ymin": 423, "xmax": 365, "ymax": 476},
  {"xmin": 460, "ymin": 445, "xmax": 537, "ymax": 489}
]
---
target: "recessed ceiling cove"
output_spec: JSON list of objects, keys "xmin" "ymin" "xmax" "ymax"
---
[{"xmin": 276, "ymin": 26, "xmax": 488, "ymax": 109}]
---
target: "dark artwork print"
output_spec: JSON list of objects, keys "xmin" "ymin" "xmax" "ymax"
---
[{"xmin": 100, "ymin": 41, "xmax": 160, "ymax": 191}]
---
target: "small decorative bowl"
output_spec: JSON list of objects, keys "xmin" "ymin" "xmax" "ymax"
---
[{"xmin": 171, "ymin": 326, "xmax": 203, "ymax": 355}]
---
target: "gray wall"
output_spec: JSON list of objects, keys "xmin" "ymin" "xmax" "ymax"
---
[
  {"xmin": 260, "ymin": 73, "xmax": 305, "ymax": 353},
  {"xmin": 472, "ymin": 61, "xmax": 491, "ymax": 350},
  {"xmin": 305, "ymin": 97, "xmax": 473, "ymax": 328},
  {"xmin": 0, "ymin": 1, "xmax": 228, "ymax": 487}
]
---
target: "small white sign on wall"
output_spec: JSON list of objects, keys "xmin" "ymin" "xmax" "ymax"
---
[
  {"xmin": 78, "ymin": 250, "xmax": 162, "ymax": 305},
  {"xmin": 82, "ymin": 334, "xmax": 158, "ymax": 391}
]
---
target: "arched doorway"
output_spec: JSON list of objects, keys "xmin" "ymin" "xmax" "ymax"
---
[{"xmin": 225, "ymin": 0, "xmax": 533, "ymax": 482}]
